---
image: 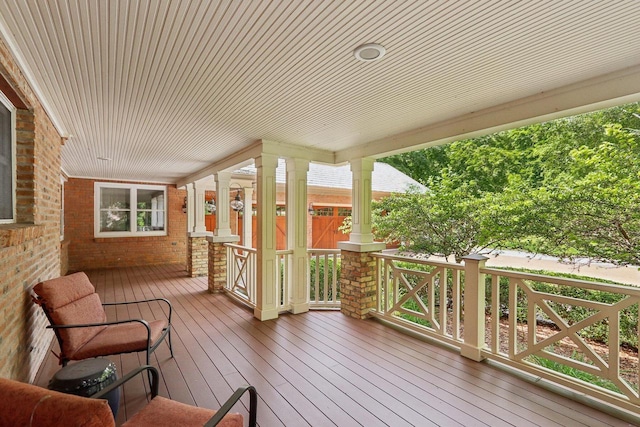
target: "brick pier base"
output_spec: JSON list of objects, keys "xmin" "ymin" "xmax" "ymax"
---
[
  {"xmin": 208, "ymin": 241, "xmax": 228, "ymax": 293},
  {"xmin": 186, "ymin": 236, "xmax": 208, "ymax": 277},
  {"xmin": 340, "ymin": 250, "xmax": 378, "ymax": 319}
]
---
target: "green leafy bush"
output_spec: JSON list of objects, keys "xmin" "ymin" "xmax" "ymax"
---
[{"xmin": 309, "ymin": 257, "xmax": 341, "ymax": 301}]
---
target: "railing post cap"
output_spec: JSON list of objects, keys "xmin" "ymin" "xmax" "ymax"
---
[{"xmin": 462, "ymin": 253, "xmax": 490, "ymax": 262}]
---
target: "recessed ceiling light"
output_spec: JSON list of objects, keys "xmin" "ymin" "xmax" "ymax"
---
[{"xmin": 354, "ymin": 43, "xmax": 386, "ymax": 62}]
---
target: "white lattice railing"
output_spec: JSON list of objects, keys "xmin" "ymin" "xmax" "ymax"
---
[
  {"xmin": 482, "ymin": 266, "xmax": 640, "ymax": 411},
  {"xmin": 371, "ymin": 252, "xmax": 640, "ymax": 414},
  {"xmin": 308, "ymin": 249, "xmax": 341, "ymax": 308},
  {"xmin": 224, "ymin": 245, "xmax": 341, "ymax": 312},
  {"xmin": 374, "ymin": 253, "xmax": 465, "ymax": 347},
  {"xmin": 225, "ymin": 243, "xmax": 257, "ymax": 307},
  {"xmin": 276, "ymin": 249, "xmax": 293, "ymax": 312}
]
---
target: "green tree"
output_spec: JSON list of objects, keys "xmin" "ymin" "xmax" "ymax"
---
[
  {"xmin": 523, "ymin": 124, "xmax": 640, "ymax": 264},
  {"xmin": 372, "ymin": 181, "xmax": 513, "ymax": 262},
  {"xmin": 377, "ymin": 102, "xmax": 640, "ymax": 265}
]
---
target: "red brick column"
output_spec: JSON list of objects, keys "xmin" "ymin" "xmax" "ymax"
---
[
  {"xmin": 187, "ymin": 235, "xmax": 209, "ymax": 277},
  {"xmin": 340, "ymin": 250, "xmax": 379, "ymax": 319}
]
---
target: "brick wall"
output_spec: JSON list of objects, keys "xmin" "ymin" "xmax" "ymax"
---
[
  {"xmin": 0, "ymin": 37, "xmax": 64, "ymax": 382},
  {"xmin": 60, "ymin": 239, "xmax": 69, "ymax": 275},
  {"xmin": 64, "ymin": 178, "xmax": 187, "ymax": 271}
]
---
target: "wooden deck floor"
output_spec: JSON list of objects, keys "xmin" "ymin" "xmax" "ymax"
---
[{"xmin": 35, "ymin": 264, "xmax": 636, "ymax": 427}]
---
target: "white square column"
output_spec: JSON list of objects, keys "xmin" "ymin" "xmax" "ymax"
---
[
  {"xmin": 339, "ymin": 157, "xmax": 385, "ymax": 252},
  {"xmin": 286, "ymin": 158, "xmax": 309, "ymax": 314},
  {"xmin": 254, "ymin": 153, "xmax": 279, "ymax": 321},
  {"xmin": 193, "ymin": 181, "xmax": 208, "ymax": 233},
  {"xmin": 213, "ymin": 171, "xmax": 233, "ymax": 237},
  {"xmin": 185, "ymin": 183, "xmax": 195, "ymax": 232},
  {"xmin": 242, "ymin": 186, "xmax": 254, "ymax": 247}
]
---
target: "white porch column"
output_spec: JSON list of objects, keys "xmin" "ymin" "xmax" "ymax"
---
[
  {"xmin": 339, "ymin": 157, "xmax": 386, "ymax": 251},
  {"xmin": 286, "ymin": 158, "xmax": 309, "ymax": 314},
  {"xmin": 214, "ymin": 171, "xmax": 233, "ymax": 237},
  {"xmin": 461, "ymin": 254, "xmax": 489, "ymax": 361},
  {"xmin": 194, "ymin": 181, "xmax": 207, "ymax": 233},
  {"xmin": 186, "ymin": 183, "xmax": 195, "ymax": 232},
  {"xmin": 208, "ymin": 171, "xmax": 239, "ymax": 292},
  {"xmin": 242, "ymin": 186, "xmax": 254, "ymax": 247},
  {"xmin": 255, "ymin": 153, "xmax": 279, "ymax": 321},
  {"xmin": 187, "ymin": 181, "xmax": 212, "ymax": 278},
  {"xmin": 338, "ymin": 157, "xmax": 385, "ymax": 319}
]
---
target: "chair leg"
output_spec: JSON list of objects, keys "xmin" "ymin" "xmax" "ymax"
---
[
  {"xmin": 167, "ymin": 327, "xmax": 174, "ymax": 358},
  {"xmin": 146, "ymin": 350, "xmax": 155, "ymax": 393}
]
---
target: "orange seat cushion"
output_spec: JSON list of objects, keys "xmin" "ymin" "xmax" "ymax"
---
[
  {"xmin": 0, "ymin": 378, "xmax": 114, "ymax": 427},
  {"xmin": 72, "ymin": 319, "xmax": 167, "ymax": 360},
  {"xmin": 122, "ymin": 396, "xmax": 243, "ymax": 427}
]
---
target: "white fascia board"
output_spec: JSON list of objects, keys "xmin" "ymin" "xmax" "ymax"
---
[
  {"xmin": 176, "ymin": 141, "xmax": 263, "ymax": 188},
  {"xmin": 177, "ymin": 139, "xmax": 335, "ymax": 188},
  {"xmin": 260, "ymin": 140, "xmax": 335, "ymax": 164},
  {"xmin": 336, "ymin": 65, "xmax": 640, "ymax": 163}
]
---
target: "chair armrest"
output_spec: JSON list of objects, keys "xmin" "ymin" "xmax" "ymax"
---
[
  {"xmin": 203, "ymin": 385, "xmax": 257, "ymax": 427},
  {"xmin": 102, "ymin": 298, "xmax": 173, "ymax": 323},
  {"xmin": 91, "ymin": 365, "xmax": 159, "ymax": 400},
  {"xmin": 47, "ymin": 318, "xmax": 151, "ymax": 330},
  {"xmin": 47, "ymin": 318, "xmax": 152, "ymax": 343}
]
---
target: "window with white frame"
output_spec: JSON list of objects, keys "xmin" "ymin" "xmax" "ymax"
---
[
  {"xmin": 94, "ymin": 182, "xmax": 167, "ymax": 237},
  {"xmin": 0, "ymin": 91, "xmax": 16, "ymax": 224},
  {"xmin": 60, "ymin": 176, "xmax": 65, "ymax": 239}
]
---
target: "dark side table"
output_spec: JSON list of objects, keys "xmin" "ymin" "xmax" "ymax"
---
[{"xmin": 48, "ymin": 358, "xmax": 120, "ymax": 417}]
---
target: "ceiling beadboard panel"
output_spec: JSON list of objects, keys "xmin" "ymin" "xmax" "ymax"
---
[{"xmin": 0, "ymin": 0, "xmax": 639, "ymax": 182}]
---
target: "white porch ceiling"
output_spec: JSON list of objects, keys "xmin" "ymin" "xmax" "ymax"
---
[{"xmin": 1, "ymin": 0, "xmax": 640, "ymax": 183}]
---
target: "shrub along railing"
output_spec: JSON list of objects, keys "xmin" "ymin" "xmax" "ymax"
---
[
  {"xmin": 308, "ymin": 249, "xmax": 341, "ymax": 308},
  {"xmin": 371, "ymin": 252, "xmax": 640, "ymax": 414}
]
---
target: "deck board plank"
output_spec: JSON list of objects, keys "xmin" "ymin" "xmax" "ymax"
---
[
  {"xmin": 33, "ymin": 264, "xmax": 635, "ymax": 427},
  {"xmin": 288, "ymin": 312, "xmax": 540, "ymax": 426},
  {"xmin": 323, "ymin": 311, "xmax": 621, "ymax": 426}
]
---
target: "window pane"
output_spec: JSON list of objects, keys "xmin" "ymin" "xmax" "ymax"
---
[
  {"xmin": 314, "ymin": 207, "xmax": 333, "ymax": 216},
  {"xmin": 100, "ymin": 210, "xmax": 130, "ymax": 232},
  {"xmin": 137, "ymin": 189, "xmax": 165, "ymax": 231},
  {"xmin": 137, "ymin": 189, "xmax": 161, "ymax": 209},
  {"xmin": 136, "ymin": 211, "xmax": 165, "ymax": 231},
  {"xmin": 136, "ymin": 211, "xmax": 153, "ymax": 231},
  {"xmin": 100, "ymin": 188, "xmax": 130, "ymax": 209},
  {"xmin": 0, "ymin": 102, "xmax": 12, "ymax": 220}
]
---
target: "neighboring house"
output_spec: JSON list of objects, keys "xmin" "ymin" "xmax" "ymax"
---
[{"xmin": 202, "ymin": 160, "xmax": 423, "ymax": 249}]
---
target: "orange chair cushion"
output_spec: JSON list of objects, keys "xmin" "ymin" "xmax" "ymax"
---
[
  {"xmin": 34, "ymin": 272, "xmax": 96, "ymax": 309},
  {"xmin": 73, "ymin": 319, "xmax": 168, "ymax": 360},
  {"xmin": 0, "ymin": 377, "xmax": 114, "ymax": 427},
  {"xmin": 122, "ymin": 396, "xmax": 243, "ymax": 427},
  {"xmin": 34, "ymin": 272, "xmax": 108, "ymax": 358}
]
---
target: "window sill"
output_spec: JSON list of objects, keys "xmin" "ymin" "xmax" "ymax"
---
[
  {"xmin": 0, "ymin": 223, "xmax": 45, "ymax": 248},
  {"xmin": 94, "ymin": 235, "xmax": 167, "ymax": 243}
]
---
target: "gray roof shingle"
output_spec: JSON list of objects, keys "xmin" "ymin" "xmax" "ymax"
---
[{"xmin": 236, "ymin": 160, "xmax": 424, "ymax": 193}]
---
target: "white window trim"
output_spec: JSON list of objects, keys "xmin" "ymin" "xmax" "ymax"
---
[
  {"xmin": 0, "ymin": 90, "xmax": 16, "ymax": 225},
  {"xmin": 60, "ymin": 174, "xmax": 67, "ymax": 240},
  {"xmin": 94, "ymin": 182, "xmax": 167, "ymax": 238}
]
